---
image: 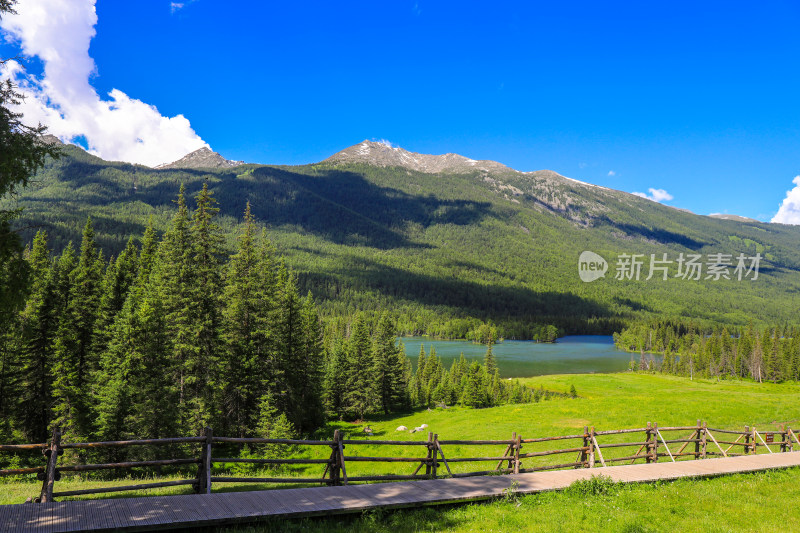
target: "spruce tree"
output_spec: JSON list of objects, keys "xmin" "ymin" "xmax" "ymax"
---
[
  {"xmin": 151, "ymin": 185, "xmax": 195, "ymax": 432},
  {"xmin": 343, "ymin": 315, "xmax": 375, "ymax": 420},
  {"xmin": 221, "ymin": 203, "xmax": 262, "ymax": 436},
  {"xmin": 484, "ymin": 340, "xmax": 497, "ymax": 376},
  {"xmin": 373, "ymin": 314, "xmax": 401, "ymax": 415},
  {"xmin": 51, "ymin": 219, "xmax": 105, "ymax": 439},
  {"xmin": 15, "ymin": 231, "xmax": 58, "ymax": 441},
  {"xmin": 49, "ymin": 244, "xmax": 80, "ymax": 436},
  {"xmin": 93, "ymin": 237, "xmax": 138, "ymax": 357},
  {"xmin": 323, "ymin": 338, "xmax": 348, "ymax": 420},
  {"xmin": 188, "ymin": 182, "xmax": 224, "ymax": 428}
]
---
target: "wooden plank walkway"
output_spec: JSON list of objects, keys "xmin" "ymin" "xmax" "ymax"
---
[{"xmin": 3, "ymin": 452, "xmax": 800, "ymax": 532}]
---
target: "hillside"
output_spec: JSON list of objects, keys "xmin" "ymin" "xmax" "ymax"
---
[{"xmin": 4, "ymin": 140, "xmax": 800, "ymax": 336}]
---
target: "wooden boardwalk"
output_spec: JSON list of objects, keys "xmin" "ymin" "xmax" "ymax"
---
[{"xmin": 3, "ymin": 452, "xmax": 800, "ymax": 532}]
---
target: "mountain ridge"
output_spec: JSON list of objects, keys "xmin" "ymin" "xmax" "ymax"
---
[
  {"xmin": 155, "ymin": 146, "xmax": 244, "ymax": 170},
  {"xmin": 323, "ymin": 140, "xmax": 517, "ymax": 175},
  {"xmin": 6, "ymin": 140, "xmax": 799, "ymax": 335}
]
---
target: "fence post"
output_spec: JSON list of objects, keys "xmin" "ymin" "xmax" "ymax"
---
[
  {"xmin": 507, "ymin": 432, "xmax": 516, "ymax": 472},
  {"xmin": 514, "ymin": 433, "xmax": 521, "ymax": 475},
  {"xmin": 652, "ymin": 422, "xmax": 659, "ymax": 463},
  {"xmin": 195, "ymin": 427, "xmax": 213, "ymax": 494},
  {"xmin": 431, "ymin": 434, "xmax": 439, "ymax": 479},
  {"xmin": 338, "ymin": 430, "xmax": 348, "ymax": 485},
  {"xmin": 694, "ymin": 420, "xmax": 702, "ymax": 459},
  {"xmin": 327, "ymin": 429, "xmax": 341, "ymax": 486},
  {"xmin": 701, "ymin": 421, "xmax": 707, "ymax": 459},
  {"xmin": 39, "ymin": 427, "xmax": 61, "ymax": 503},
  {"xmin": 744, "ymin": 426, "xmax": 751, "ymax": 456},
  {"xmin": 786, "ymin": 427, "xmax": 793, "ymax": 453},
  {"xmin": 581, "ymin": 426, "xmax": 589, "ymax": 468},
  {"xmin": 204, "ymin": 427, "xmax": 213, "ymax": 494},
  {"xmin": 425, "ymin": 432, "xmax": 433, "ymax": 479},
  {"xmin": 751, "ymin": 427, "xmax": 757, "ymax": 455},
  {"xmin": 645, "ymin": 422, "xmax": 652, "ymax": 464},
  {"xmin": 588, "ymin": 427, "xmax": 596, "ymax": 468}
]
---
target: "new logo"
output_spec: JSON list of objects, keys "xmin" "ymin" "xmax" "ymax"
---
[{"xmin": 578, "ymin": 251, "xmax": 608, "ymax": 282}]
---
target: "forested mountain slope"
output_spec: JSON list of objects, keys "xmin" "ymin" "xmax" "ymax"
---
[{"xmin": 4, "ymin": 140, "xmax": 800, "ymax": 336}]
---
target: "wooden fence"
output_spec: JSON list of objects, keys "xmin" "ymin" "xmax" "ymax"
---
[{"xmin": 2, "ymin": 421, "xmax": 798, "ymax": 503}]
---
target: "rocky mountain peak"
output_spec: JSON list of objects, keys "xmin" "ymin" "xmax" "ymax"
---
[
  {"xmin": 38, "ymin": 134, "xmax": 63, "ymax": 145},
  {"xmin": 323, "ymin": 140, "xmax": 515, "ymax": 175},
  {"xmin": 708, "ymin": 213, "xmax": 759, "ymax": 223},
  {"xmin": 155, "ymin": 147, "xmax": 243, "ymax": 170}
]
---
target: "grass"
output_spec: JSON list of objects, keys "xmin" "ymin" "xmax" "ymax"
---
[{"xmin": 3, "ymin": 372, "xmax": 800, "ymax": 530}]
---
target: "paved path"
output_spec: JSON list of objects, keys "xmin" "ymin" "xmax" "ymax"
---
[{"xmin": 3, "ymin": 453, "xmax": 800, "ymax": 532}]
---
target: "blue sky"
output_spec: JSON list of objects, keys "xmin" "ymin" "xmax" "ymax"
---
[{"xmin": 2, "ymin": 1, "xmax": 800, "ymax": 222}]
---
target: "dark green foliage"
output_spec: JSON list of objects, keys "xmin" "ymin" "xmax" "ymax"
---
[
  {"xmin": 616, "ymin": 320, "xmax": 800, "ymax": 383},
  {"xmin": 405, "ymin": 342, "xmax": 537, "ymax": 409},
  {"xmin": 0, "ymin": 188, "xmax": 328, "ymax": 450},
  {"xmin": 0, "ymin": 6, "xmax": 61, "ymax": 361},
  {"xmin": 342, "ymin": 315, "xmax": 376, "ymax": 420},
  {"xmin": 9, "ymin": 143, "xmax": 800, "ymax": 341},
  {"xmin": 14, "ymin": 231, "xmax": 58, "ymax": 442}
]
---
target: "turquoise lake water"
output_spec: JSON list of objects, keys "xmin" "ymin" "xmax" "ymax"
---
[{"xmin": 398, "ymin": 335, "xmax": 632, "ymax": 378}]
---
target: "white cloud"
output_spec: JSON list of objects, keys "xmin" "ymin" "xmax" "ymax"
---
[
  {"xmin": 771, "ymin": 175, "xmax": 800, "ymax": 225},
  {"xmin": 607, "ymin": 170, "xmax": 616, "ymax": 176},
  {"xmin": 632, "ymin": 188, "xmax": 673, "ymax": 203},
  {"xmin": 171, "ymin": 1, "xmax": 197, "ymax": 14},
  {"xmin": 374, "ymin": 138, "xmax": 398, "ymax": 149},
  {"xmin": 0, "ymin": 0, "xmax": 207, "ymax": 167}
]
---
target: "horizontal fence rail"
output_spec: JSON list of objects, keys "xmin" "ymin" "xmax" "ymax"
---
[{"xmin": 2, "ymin": 420, "xmax": 798, "ymax": 503}]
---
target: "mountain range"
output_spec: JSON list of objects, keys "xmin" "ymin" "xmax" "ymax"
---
[{"xmin": 4, "ymin": 138, "xmax": 799, "ymax": 336}]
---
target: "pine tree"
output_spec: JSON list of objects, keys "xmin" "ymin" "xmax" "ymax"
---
[
  {"xmin": 372, "ymin": 314, "xmax": 396, "ymax": 415},
  {"xmin": 15, "ymin": 231, "xmax": 58, "ymax": 441},
  {"xmin": 484, "ymin": 340, "xmax": 497, "ymax": 376},
  {"xmin": 292, "ymin": 293, "xmax": 325, "ymax": 432},
  {"xmin": 151, "ymin": 185, "xmax": 196, "ymax": 432},
  {"xmin": 343, "ymin": 315, "xmax": 375, "ymax": 420},
  {"xmin": 221, "ymin": 203, "xmax": 263, "ymax": 436},
  {"xmin": 93, "ymin": 237, "xmax": 138, "ymax": 357},
  {"xmin": 389, "ymin": 340, "xmax": 412, "ymax": 412},
  {"xmin": 121, "ymin": 294, "xmax": 179, "ymax": 440},
  {"xmin": 411, "ymin": 345, "xmax": 427, "ymax": 407},
  {"xmin": 750, "ymin": 334, "xmax": 764, "ymax": 383},
  {"xmin": 323, "ymin": 338, "xmax": 348, "ymax": 419},
  {"xmin": 187, "ymin": 182, "xmax": 224, "ymax": 428},
  {"xmin": 50, "ymin": 243, "xmax": 81, "ymax": 437},
  {"xmin": 50, "ymin": 219, "xmax": 105, "ymax": 439},
  {"xmin": 766, "ymin": 329, "xmax": 781, "ymax": 382},
  {"xmin": 95, "ymin": 222, "xmax": 160, "ymax": 442},
  {"xmin": 461, "ymin": 362, "xmax": 486, "ymax": 408}
]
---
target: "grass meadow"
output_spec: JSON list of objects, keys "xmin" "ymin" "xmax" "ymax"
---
[{"xmin": 3, "ymin": 372, "xmax": 800, "ymax": 531}]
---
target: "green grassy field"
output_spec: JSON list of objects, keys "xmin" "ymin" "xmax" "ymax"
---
[{"xmin": 3, "ymin": 373, "xmax": 800, "ymax": 531}]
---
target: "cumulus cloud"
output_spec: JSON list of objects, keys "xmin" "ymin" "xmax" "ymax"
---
[
  {"xmin": 632, "ymin": 188, "xmax": 673, "ymax": 203},
  {"xmin": 771, "ymin": 176, "xmax": 800, "ymax": 225},
  {"xmin": 0, "ymin": 0, "xmax": 207, "ymax": 167},
  {"xmin": 607, "ymin": 170, "xmax": 616, "ymax": 176}
]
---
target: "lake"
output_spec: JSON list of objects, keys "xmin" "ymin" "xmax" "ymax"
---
[{"xmin": 398, "ymin": 335, "xmax": 632, "ymax": 378}]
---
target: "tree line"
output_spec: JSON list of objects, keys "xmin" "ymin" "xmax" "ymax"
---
[
  {"xmin": 614, "ymin": 320, "xmax": 800, "ymax": 382},
  {"xmin": 0, "ymin": 185, "xmax": 327, "ymax": 445},
  {"xmin": 0, "ymin": 185, "xmax": 546, "ymax": 449}
]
